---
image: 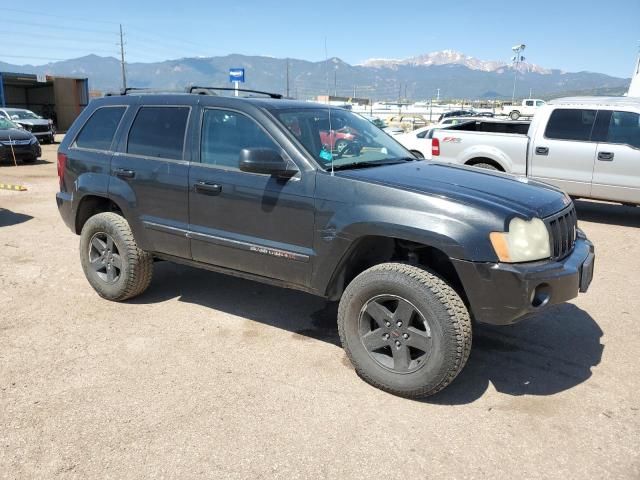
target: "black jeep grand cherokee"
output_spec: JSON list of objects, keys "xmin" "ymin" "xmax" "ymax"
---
[{"xmin": 56, "ymin": 89, "xmax": 595, "ymax": 398}]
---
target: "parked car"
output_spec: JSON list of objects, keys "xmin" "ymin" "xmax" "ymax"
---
[
  {"xmin": 0, "ymin": 117, "xmax": 42, "ymax": 164},
  {"xmin": 430, "ymin": 96, "xmax": 640, "ymax": 205},
  {"xmin": 358, "ymin": 114, "xmax": 404, "ymax": 135},
  {"xmin": 56, "ymin": 90, "xmax": 594, "ymax": 398},
  {"xmin": 437, "ymin": 110, "xmax": 475, "ymax": 122},
  {"xmin": 497, "ymin": 99, "xmax": 546, "ymax": 120},
  {"xmin": 386, "ymin": 114, "xmax": 428, "ymax": 131},
  {"xmin": 394, "ymin": 124, "xmax": 456, "ymax": 159},
  {"xmin": 0, "ymin": 108, "xmax": 56, "ymax": 144}
]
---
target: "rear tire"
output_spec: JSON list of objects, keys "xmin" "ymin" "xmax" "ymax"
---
[
  {"xmin": 338, "ymin": 262, "xmax": 472, "ymax": 398},
  {"xmin": 471, "ymin": 162, "xmax": 500, "ymax": 171},
  {"xmin": 509, "ymin": 111, "xmax": 520, "ymax": 120},
  {"xmin": 79, "ymin": 212, "xmax": 153, "ymax": 301}
]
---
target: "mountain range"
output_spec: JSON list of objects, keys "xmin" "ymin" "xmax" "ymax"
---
[{"xmin": 0, "ymin": 50, "xmax": 631, "ymax": 100}]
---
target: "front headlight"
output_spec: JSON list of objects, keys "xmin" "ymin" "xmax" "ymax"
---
[
  {"xmin": 30, "ymin": 136, "xmax": 38, "ymax": 144},
  {"xmin": 490, "ymin": 217, "xmax": 550, "ymax": 263}
]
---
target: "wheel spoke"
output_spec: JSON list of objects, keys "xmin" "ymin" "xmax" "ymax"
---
[
  {"xmin": 391, "ymin": 345, "xmax": 411, "ymax": 371},
  {"xmin": 91, "ymin": 236, "xmax": 106, "ymax": 252},
  {"xmin": 106, "ymin": 236, "xmax": 114, "ymax": 251},
  {"xmin": 106, "ymin": 265, "xmax": 115, "ymax": 282},
  {"xmin": 393, "ymin": 299, "xmax": 415, "ymax": 323},
  {"xmin": 365, "ymin": 301, "xmax": 393, "ymax": 328},
  {"xmin": 361, "ymin": 330, "xmax": 388, "ymax": 352},
  {"xmin": 111, "ymin": 253, "xmax": 123, "ymax": 270},
  {"xmin": 405, "ymin": 327, "xmax": 431, "ymax": 352},
  {"xmin": 90, "ymin": 255, "xmax": 105, "ymax": 271}
]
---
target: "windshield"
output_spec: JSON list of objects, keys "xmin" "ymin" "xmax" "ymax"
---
[
  {"xmin": 0, "ymin": 118, "xmax": 19, "ymax": 130},
  {"xmin": 9, "ymin": 110, "xmax": 40, "ymax": 120},
  {"xmin": 274, "ymin": 108, "xmax": 411, "ymax": 170}
]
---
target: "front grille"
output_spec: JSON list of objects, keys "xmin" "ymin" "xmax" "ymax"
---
[
  {"xmin": 545, "ymin": 205, "xmax": 577, "ymax": 261},
  {"xmin": 31, "ymin": 125, "xmax": 49, "ymax": 133}
]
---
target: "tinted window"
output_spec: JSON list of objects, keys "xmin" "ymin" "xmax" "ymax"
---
[
  {"xmin": 201, "ymin": 109, "xmax": 278, "ymax": 169},
  {"xmin": 536, "ymin": 100, "xmax": 545, "ymax": 106},
  {"xmin": 75, "ymin": 107, "xmax": 126, "ymax": 151},
  {"xmin": 127, "ymin": 106, "xmax": 189, "ymax": 159},
  {"xmin": 545, "ymin": 108, "xmax": 596, "ymax": 141},
  {"xmin": 525, "ymin": 100, "xmax": 534, "ymax": 107},
  {"xmin": 607, "ymin": 111, "xmax": 640, "ymax": 148}
]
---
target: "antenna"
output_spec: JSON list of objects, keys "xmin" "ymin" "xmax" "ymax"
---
[
  {"xmin": 324, "ymin": 37, "xmax": 334, "ymax": 176},
  {"xmin": 119, "ymin": 24, "xmax": 127, "ymax": 91}
]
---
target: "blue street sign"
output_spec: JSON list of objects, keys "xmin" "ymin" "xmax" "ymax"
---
[{"xmin": 229, "ymin": 68, "xmax": 245, "ymax": 83}]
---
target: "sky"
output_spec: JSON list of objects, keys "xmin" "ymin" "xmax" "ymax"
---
[{"xmin": 1, "ymin": 0, "xmax": 639, "ymax": 78}]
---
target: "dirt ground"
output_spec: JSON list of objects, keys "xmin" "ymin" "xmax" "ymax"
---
[{"xmin": 1, "ymin": 142, "xmax": 639, "ymax": 479}]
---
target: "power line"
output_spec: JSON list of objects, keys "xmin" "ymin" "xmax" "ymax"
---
[
  {"xmin": 6, "ymin": 19, "xmax": 117, "ymax": 35},
  {"xmin": 0, "ymin": 30, "xmax": 116, "ymax": 45},
  {"xmin": 1, "ymin": 7, "xmax": 121, "ymax": 25}
]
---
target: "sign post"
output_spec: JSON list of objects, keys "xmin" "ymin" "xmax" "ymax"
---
[{"xmin": 229, "ymin": 68, "xmax": 245, "ymax": 96}]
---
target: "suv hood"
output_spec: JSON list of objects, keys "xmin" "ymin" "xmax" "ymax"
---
[{"xmin": 338, "ymin": 161, "xmax": 570, "ymax": 219}]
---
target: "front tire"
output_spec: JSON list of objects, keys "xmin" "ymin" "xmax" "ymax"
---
[
  {"xmin": 338, "ymin": 263, "xmax": 472, "ymax": 398},
  {"xmin": 509, "ymin": 111, "xmax": 520, "ymax": 120},
  {"xmin": 80, "ymin": 212, "xmax": 153, "ymax": 301}
]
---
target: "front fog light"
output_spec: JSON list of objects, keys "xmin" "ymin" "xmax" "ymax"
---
[{"xmin": 490, "ymin": 217, "xmax": 551, "ymax": 263}]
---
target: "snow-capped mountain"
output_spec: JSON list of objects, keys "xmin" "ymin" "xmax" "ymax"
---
[{"xmin": 362, "ymin": 50, "xmax": 551, "ymax": 74}]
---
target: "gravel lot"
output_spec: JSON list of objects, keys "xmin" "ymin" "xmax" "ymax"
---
[{"xmin": 1, "ymin": 142, "xmax": 639, "ymax": 479}]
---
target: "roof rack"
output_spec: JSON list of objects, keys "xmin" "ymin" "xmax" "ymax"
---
[
  {"xmin": 104, "ymin": 86, "xmax": 283, "ymax": 99},
  {"xmin": 105, "ymin": 87, "xmax": 185, "ymax": 96},
  {"xmin": 186, "ymin": 86, "xmax": 282, "ymax": 99}
]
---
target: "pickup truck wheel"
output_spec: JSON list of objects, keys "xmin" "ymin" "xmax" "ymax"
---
[
  {"xmin": 410, "ymin": 150, "xmax": 424, "ymax": 159},
  {"xmin": 509, "ymin": 111, "xmax": 520, "ymax": 120},
  {"xmin": 79, "ymin": 212, "xmax": 153, "ymax": 301},
  {"xmin": 472, "ymin": 162, "xmax": 499, "ymax": 171},
  {"xmin": 338, "ymin": 263, "xmax": 472, "ymax": 398}
]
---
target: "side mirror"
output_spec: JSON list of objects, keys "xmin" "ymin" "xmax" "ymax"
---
[{"xmin": 239, "ymin": 148, "xmax": 297, "ymax": 179}]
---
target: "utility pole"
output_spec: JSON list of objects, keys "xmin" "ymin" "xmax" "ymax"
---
[
  {"xmin": 436, "ymin": 88, "xmax": 440, "ymax": 102},
  {"xmin": 119, "ymin": 24, "xmax": 127, "ymax": 91},
  {"xmin": 511, "ymin": 44, "xmax": 526, "ymax": 104},
  {"xmin": 398, "ymin": 82, "xmax": 402, "ymax": 114},
  {"xmin": 333, "ymin": 70, "xmax": 337, "ymax": 97},
  {"xmin": 285, "ymin": 58, "xmax": 290, "ymax": 98},
  {"xmin": 353, "ymin": 85, "xmax": 357, "ymax": 98}
]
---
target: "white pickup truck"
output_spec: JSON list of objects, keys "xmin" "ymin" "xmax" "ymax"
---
[
  {"xmin": 430, "ymin": 96, "xmax": 640, "ymax": 205},
  {"xmin": 499, "ymin": 99, "xmax": 546, "ymax": 120}
]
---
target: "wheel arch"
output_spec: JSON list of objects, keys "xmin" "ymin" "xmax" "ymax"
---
[
  {"xmin": 323, "ymin": 235, "xmax": 467, "ymax": 305},
  {"xmin": 75, "ymin": 194, "xmax": 124, "ymax": 234},
  {"xmin": 464, "ymin": 157, "xmax": 505, "ymax": 171}
]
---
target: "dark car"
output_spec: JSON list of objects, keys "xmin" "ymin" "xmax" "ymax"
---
[
  {"xmin": 0, "ymin": 117, "xmax": 41, "ymax": 164},
  {"xmin": 55, "ymin": 89, "xmax": 595, "ymax": 398},
  {"xmin": 0, "ymin": 108, "xmax": 56, "ymax": 144},
  {"xmin": 437, "ymin": 109, "xmax": 475, "ymax": 122}
]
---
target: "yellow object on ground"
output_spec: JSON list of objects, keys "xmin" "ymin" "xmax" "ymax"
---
[{"xmin": 0, "ymin": 183, "xmax": 27, "ymax": 191}]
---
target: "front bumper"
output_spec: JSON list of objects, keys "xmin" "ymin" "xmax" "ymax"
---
[
  {"xmin": 452, "ymin": 234, "xmax": 594, "ymax": 325},
  {"xmin": 0, "ymin": 143, "xmax": 41, "ymax": 161}
]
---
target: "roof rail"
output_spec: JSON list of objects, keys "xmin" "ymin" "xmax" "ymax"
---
[
  {"xmin": 105, "ymin": 87, "xmax": 186, "ymax": 96},
  {"xmin": 186, "ymin": 86, "xmax": 283, "ymax": 99}
]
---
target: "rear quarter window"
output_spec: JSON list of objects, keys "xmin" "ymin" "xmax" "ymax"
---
[
  {"xmin": 544, "ymin": 108, "xmax": 597, "ymax": 141},
  {"xmin": 74, "ymin": 106, "xmax": 126, "ymax": 151}
]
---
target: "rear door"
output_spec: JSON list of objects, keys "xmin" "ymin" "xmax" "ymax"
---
[
  {"xmin": 110, "ymin": 102, "xmax": 192, "ymax": 258},
  {"xmin": 188, "ymin": 107, "xmax": 316, "ymax": 287},
  {"xmin": 591, "ymin": 109, "xmax": 640, "ymax": 203},
  {"xmin": 529, "ymin": 108, "xmax": 597, "ymax": 197}
]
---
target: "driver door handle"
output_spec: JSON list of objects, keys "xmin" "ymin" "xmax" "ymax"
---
[
  {"xmin": 597, "ymin": 151, "xmax": 614, "ymax": 161},
  {"xmin": 194, "ymin": 181, "xmax": 222, "ymax": 196},
  {"xmin": 114, "ymin": 168, "xmax": 135, "ymax": 178},
  {"xmin": 535, "ymin": 146, "xmax": 549, "ymax": 156}
]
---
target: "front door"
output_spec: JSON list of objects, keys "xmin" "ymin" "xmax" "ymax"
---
[
  {"xmin": 592, "ymin": 110, "xmax": 640, "ymax": 204},
  {"xmin": 188, "ymin": 107, "xmax": 316, "ymax": 287},
  {"xmin": 529, "ymin": 108, "xmax": 597, "ymax": 197},
  {"xmin": 110, "ymin": 104, "xmax": 192, "ymax": 258}
]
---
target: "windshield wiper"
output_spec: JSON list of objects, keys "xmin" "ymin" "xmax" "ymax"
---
[{"xmin": 331, "ymin": 159, "xmax": 409, "ymax": 171}]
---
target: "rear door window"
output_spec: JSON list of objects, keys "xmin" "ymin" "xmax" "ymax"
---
[
  {"xmin": 607, "ymin": 111, "xmax": 640, "ymax": 148},
  {"xmin": 74, "ymin": 106, "xmax": 126, "ymax": 151},
  {"xmin": 544, "ymin": 108, "xmax": 597, "ymax": 141},
  {"xmin": 127, "ymin": 106, "xmax": 190, "ymax": 160}
]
